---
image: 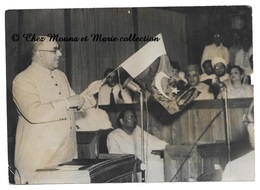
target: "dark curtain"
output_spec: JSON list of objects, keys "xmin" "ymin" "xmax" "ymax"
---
[
  {"xmin": 137, "ymin": 8, "xmax": 188, "ymax": 71},
  {"xmin": 69, "ymin": 8, "xmax": 135, "ymax": 93}
]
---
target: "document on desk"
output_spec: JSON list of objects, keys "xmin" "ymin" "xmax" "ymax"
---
[
  {"xmin": 56, "ymin": 165, "xmax": 89, "ymax": 170},
  {"xmin": 36, "ymin": 165, "xmax": 88, "ymax": 172}
]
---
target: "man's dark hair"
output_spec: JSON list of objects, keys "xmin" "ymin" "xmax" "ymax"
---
[
  {"xmin": 116, "ymin": 109, "xmax": 136, "ymax": 128},
  {"xmin": 170, "ymin": 60, "xmax": 180, "ymax": 71},
  {"xmin": 104, "ymin": 68, "xmax": 116, "ymax": 78},
  {"xmin": 202, "ymin": 60, "xmax": 212, "ymax": 67}
]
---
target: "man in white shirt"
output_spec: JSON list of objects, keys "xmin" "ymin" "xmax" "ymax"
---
[
  {"xmin": 222, "ymin": 101, "xmax": 255, "ymax": 181},
  {"xmin": 201, "ymin": 31, "xmax": 229, "ymax": 70},
  {"xmin": 107, "ymin": 109, "xmax": 168, "ymax": 182},
  {"xmin": 209, "ymin": 57, "xmax": 230, "ymax": 98},
  {"xmin": 235, "ymin": 35, "xmax": 253, "ymax": 76},
  {"xmin": 185, "ymin": 64, "xmax": 214, "ymax": 100},
  {"xmin": 98, "ymin": 68, "xmax": 133, "ymax": 105},
  {"xmin": 200, "ymin": 60, "xmax": 215, "ymax": 83}
]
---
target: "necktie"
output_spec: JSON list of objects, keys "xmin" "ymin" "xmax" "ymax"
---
[{"xmin": 110, "ymin": 88, "xmax": 116, "ymax": 105}]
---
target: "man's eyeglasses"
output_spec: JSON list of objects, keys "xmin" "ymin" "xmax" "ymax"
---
[
  {"xmin": 38, "ymin": 46, "xmax": 62, "ymax": 54},
  {"xmin": 214, "ymin": 65, "xmax": 225, "ymax": 70},
  {"xmin": 125, "ymin": 115, "xmax": 137, "ymax": 120}
]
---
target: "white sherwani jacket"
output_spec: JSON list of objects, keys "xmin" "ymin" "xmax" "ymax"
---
[{"xmin": 12, "ymin": 62, "xmax": 95, "ymax": 184}]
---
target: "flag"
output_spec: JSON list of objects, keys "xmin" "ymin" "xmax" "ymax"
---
[
  {"xmin": 120, "ymin": 33, "xmax": 166, "ymax": 78},
  {"xmin": 137, "ymin": 55, "xmax": 200, "ymax": 114},
  {"xmin": 118, "ymin": 34, "xmax": 200, "ymax": 115}
]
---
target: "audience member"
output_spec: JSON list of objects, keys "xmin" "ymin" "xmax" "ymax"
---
[
  {"xmin": 201, "ymin": 31, "xmax": 229, "ymax": 70},
  {"xmin": 234, "ymin": 34, "xmax": 253, "ymax": 76},
  {"xmin": 185, "ymin": 64, "xmax": 214, "ymax": 100},
  {"xmin": 98, "ymin": 68, "xmax": 133, "ymax": 105},
  {"xmin": 170, "ymin": 60, "xmax": 187, "ymax": 83},
  {"xmin": 107, "ymin": 109, "xmax": 168, "ymax": 182},
  {"xmin": 210, "ymin": 57, "xmax": 230, "ymax": 98},
  {"xmin": 228, "ymin": 32, "xmax": 242, "ymax": 66},
  {"xmin": 212, "ymin": 57, "xmax": 229, "ymax": 81},
  {"xmin": 245, "ymin": 54, "xmax": 253, "ymax": 85},
  {"xmin": 217, "ymin": 65, "xmax": 253, "ymax": 99},
  {"xmin": 222, "ymin": 101, "xmax": 254, "ymax": 181},
  {"xmin": 200, "ymin": 60, "xmax": 215, "ymax": 83}
]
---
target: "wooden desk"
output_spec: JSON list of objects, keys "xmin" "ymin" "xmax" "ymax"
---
[
  {"xmin": 164, "ymin": 145, "xmax": 200, "ymax": 182},
  {"xmin": 164, "ymin": 142, "xmax": 253, "ymax": 182},
  {"xmin": 168, "ymin": 98, "xmax": 253, "ymax": 144},
  {"xmin": 31, "ymin": 154, "xmax": 137, "ymax": 184},
  {"xmin": 76, "ymin": 129, "xmax": 113, "ymax": 159}
]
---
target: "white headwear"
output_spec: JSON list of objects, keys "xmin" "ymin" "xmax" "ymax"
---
[{"xmin": 211, "ymin": 57, "xmax": 227, "ymax": 67}]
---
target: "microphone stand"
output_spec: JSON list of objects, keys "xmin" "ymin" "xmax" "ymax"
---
[
  {"xmin": 122, "ymin": 78, "xmax": 146, "ymax": 182},
  {"xmin": 222, "ymin": 85, "xmax": 231, "ymax": 163},
  {"xmin": 140, "ymin": 91, "xmax": 146, "ymax": 182}
]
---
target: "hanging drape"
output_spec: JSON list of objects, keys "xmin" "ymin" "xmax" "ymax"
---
[
  {"xmin": 137, "ymin": 8, "xmax": 188, "ymax": 71},
  {"xmin": 69, "ymin": 8, "xmax": 135, "ymax": 93},
  {"xmin": 18, "ymin": 9, "xmax": 67, "ymax": 72}
]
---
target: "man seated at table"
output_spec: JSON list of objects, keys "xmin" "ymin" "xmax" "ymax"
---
[
  {"xmin": 106, "ymin": 109, "xmax": 168, "ymax": 182},
  {"xmin": 222, "ymin": 101, "xmax": 255, "ymax": 181},
  {"xmin": 185, "ymin": 64, "xmax": 214, "ymax": 100},
  {"xmin": 210, "ymin": 57, "xmax": 230, "ymax": 98},
  {"xmin": 200, "ymin": 59, "xmax": 215, "ymax": 84}
]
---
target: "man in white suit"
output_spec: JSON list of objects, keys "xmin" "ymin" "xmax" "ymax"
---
[{"xmin": 12, "ymin": 36, "xmax": 102, "ymax": 184}]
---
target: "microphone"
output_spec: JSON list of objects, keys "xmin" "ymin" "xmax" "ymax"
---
[
  {"xmin": 213, "ymin": 77, "xmax": 226, "ymax": 88},
  {"xmin": 122, "ymin": 77, "xmax": 142, "ymax": 93},
  {"xmin": 218, "ymin": 81, "xmax": 226, "ymax": 88}
]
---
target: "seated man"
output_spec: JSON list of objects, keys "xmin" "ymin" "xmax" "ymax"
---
[
  {"xmin": 170, "ymin": 60, "xmax": 187, "ymax": 83},
  {"xmin": 212, "ymin": 57, "xmax": 229, "ymax": 82},
  {"xmin": 98, "ymin": 68, "xmax": 133, "ymax": 105},
  {"xmin": 106, "ymin": 109, "xmax": 168, "ymax": 182},
  {"xmin": 209, "ymin": 57, "xmax": 230, "ymax": 98},
  {"xmin": 185, "ymin": 64, "xmax": 214, "ymax": 100},
  {"xmin": 200, "ymin": 59, "xmax": 215, "ymax": 84},
  {"xmin": 222, "ymin": 101, "xmax": 255, "ymax": 181}
]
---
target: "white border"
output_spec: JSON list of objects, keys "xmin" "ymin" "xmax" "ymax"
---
[{"xmin": 1, "ymin": 1, "xmax": 259, "ymax": 190}]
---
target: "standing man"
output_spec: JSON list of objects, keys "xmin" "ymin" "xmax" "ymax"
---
[
  {"xmin": 201, "ymin": 31, "xmax": 229, "ymax": 70},
  {"xmin": 12, "ymin": 36, "xmax": 102, "ymax": 184},
  {"xmin": 234, "ymin": 34, "xmax": 253, "ymax": 76}
]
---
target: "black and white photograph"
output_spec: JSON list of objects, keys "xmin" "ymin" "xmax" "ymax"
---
[{"xmin": 3, "ymin": 1, "xmax": 258, "ymax": 188}]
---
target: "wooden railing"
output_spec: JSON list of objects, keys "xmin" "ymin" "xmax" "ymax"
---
[{"xmin": 99, "ymin": 98, "xmax": 253, "ymax": 145}]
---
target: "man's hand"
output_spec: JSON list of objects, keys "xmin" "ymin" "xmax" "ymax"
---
[
  {"xmin": 67, "ymin": 95, "xmax": 85, "ymax": 109},
  {"xmin": 84, "ymin": 80, "xmax": 104, "ymax": 96}
]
